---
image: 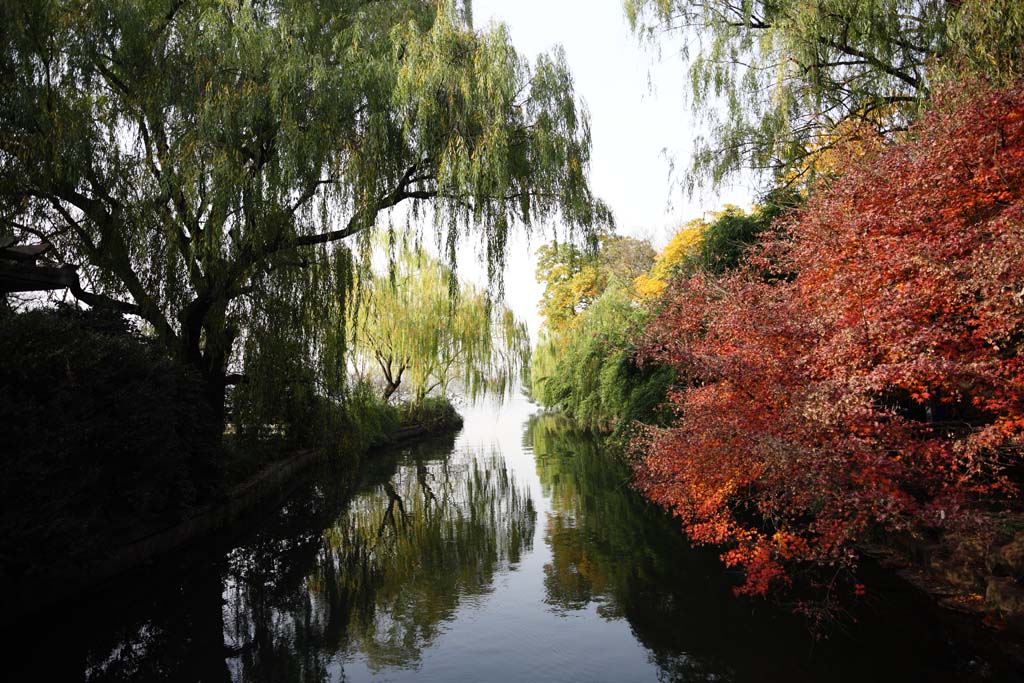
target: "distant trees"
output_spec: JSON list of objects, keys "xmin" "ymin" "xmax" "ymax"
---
[
  {"xmin": 350, "ymin": 242, "xmax": 530, "ymax": 404},
  {"xmin": 633, "ymin": 83, "xmax": 1024, "ymax": 595},
  {"xmin": 632, "ymin": 220, "xmax": 703, "ymax": 300},
  {"xmin": 0, "ymin": 0, "xmax": 607, "ymax": 429},
  {"xmin": 530, "ymin": 199, "xmax": 796, "ymax": 432},
  {"xmin": 535, "ymin": 234, "xmax": 654, "ymax": 339},
  {"xmin": 531, "ymin": 233, "xmax": 668, "ymax": 431}
]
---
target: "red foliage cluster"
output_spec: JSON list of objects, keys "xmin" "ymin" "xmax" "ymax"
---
[{"xmin": 634, "ymin": 83, "xmax": 1024, "ymax": 596}]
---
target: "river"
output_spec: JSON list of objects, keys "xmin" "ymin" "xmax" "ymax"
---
[{"xmin": 9, "ymin": 397, "xmax": 1005, "ymax": 681}]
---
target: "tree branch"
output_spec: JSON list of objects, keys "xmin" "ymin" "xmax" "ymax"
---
[{"xmin": 65, "ymin": 266, "xmax": 141, "ymax": 315}]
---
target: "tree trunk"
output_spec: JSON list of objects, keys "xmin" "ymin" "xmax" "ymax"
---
[
  {"xmin": 180, "ymin": 294, "xmax": 233, "ymax": 438},
  {"xmin": 381, "ymin": 364, "xmax": 405, "ymax": 402}
]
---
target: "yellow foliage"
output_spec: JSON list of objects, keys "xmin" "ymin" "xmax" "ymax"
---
[
  {"xmin": 633, "ymin": 218, "xmax": 705, "ymax": 300},
  {"xmin": 784, "ymin": 112, "xmax": 892, "ymax": 186}
]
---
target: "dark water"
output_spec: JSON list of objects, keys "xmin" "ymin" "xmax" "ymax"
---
[{"xmin": 7, "ymin": 398, "xmax": 1009, "ymax": 681}]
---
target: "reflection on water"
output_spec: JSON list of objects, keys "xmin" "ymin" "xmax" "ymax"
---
[
  {"xmin": 223, "ymin": 443, "xmax": 534, "ymax": 680},
  {"xmin": 529, "ymin": 411, "xmax": 984, "ymax": 682},
  {"xmin": 5, "ymin": 399, "xmax": 1002, "ymax": 682},
  {"xmin": 65, "ymin": 431, "xmax": 535, "ymax": 683}
]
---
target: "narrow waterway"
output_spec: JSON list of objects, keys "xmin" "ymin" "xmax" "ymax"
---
[{"xmin": 10, "ymin": 398, "xmax": 1002, "ymax": 681}]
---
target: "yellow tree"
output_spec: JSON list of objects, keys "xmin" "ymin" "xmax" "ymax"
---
[
  {"xmin": 535, "ymin": 234, "xmax": 655, "ymax": 339},
  {"xmin": 633, "ymin": 219, "xmax": 705, "ymax": 300}
]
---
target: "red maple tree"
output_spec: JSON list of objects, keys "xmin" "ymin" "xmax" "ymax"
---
[{"xmin": 634, "ymin": 81, "xmax": 1024, "ymax": 595}]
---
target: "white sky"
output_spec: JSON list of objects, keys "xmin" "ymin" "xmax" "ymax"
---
[{"xmin": 453, "ymin": 0, "xmax": 756, "ymax": 340}]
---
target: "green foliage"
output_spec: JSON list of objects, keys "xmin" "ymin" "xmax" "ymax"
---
[
  {"xmin": 531, "ymin": 190, "xmax": 798, "ymax": 433},
  {"xmin": 689, "ymin": 188, "xmax": 800, "ymax": 274},
  {"xmin": 624, "ymin": 0, "xmax": 1024, "ymax": 190},
  {"xmin": 532, "ymin": 281, "xmax": 634, "ymax": 428},
  {"xmin": 395, "ymin": 395, "xmax": 463, "ymax": 431},
  {"xmin": 531, "ymin": 232, "xmax": 673, "ymax": 433},
  {"xmin": 0, "ymin": 0, "xmax": 608, "ymax": 428},
  {"xmin": 333, "ymin": 382, "xmax": 464, "ymax": 456},
  {"xmin": 535, "ymin": 234, "xmax": 654, "ymax": 338},
  {"xmin": 531, "ymin": 278, "xmax": 671, "ymax": 435},
  {"xmin": 337, "ymin": 380, "xmax": 403, "ymax": 454},
  {"xmin": 941, "ymin": 0, "xmax": 1024, "ymax": 88},
  {"xmin": 228, "ymin": 377, "xmax": 462, "ymax": 479},
  {"xmin": 0, "ymin": 306, "xmax": 221, "ymax": 579},
  {"xmin": 350, "ymin": 240, "xmax": 530, "ymax": 403}
]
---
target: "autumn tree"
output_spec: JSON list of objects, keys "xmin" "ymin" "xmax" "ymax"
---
[
  {"xmin": 350, "ymin": 241, "xmax": 530, "ymax": 403},
  {"xmin": 0, "ymin": 0, "xmax": 608, "ymax": 429},
  {"xmin": 632, "ymin": 219, "xmax": 704, "ymax": 300},
  {"xmin": 535, "ymin": 234, "xmax": 654, "ymax": 339},
  {"xmin": 531, "ymin": 233, "xmax": 665, "ymax": 430},
  {"xmin": 634, "ymin": 82, "xmax": 1024, "ymax": 596}
]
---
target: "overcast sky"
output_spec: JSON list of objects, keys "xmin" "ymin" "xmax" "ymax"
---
[{"xmin": 455, "ymin": 0, "xmax": 756, "ymax": 340}]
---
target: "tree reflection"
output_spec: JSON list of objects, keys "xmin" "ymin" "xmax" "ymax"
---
[
  {"xmin": 12, "ymin": 418, "xmax": 978, "ymax": 682},
  {"xmin": 528, "ymin": 412, "xmax": 977, "ymax": 683},
  {"xmin": 223, "ymin": 438, "xmax": 535, "ymax": 679},
  {"xmin": 44, "ymin": 433, "xmax": 534, "ymax": 682},
  {"xmin": 531, "ymin": 412, "xmax": 812, "ymax": 680},
  {"xmin": 531, "ymin": 413, "xmax": 679, "ymax": 620}
]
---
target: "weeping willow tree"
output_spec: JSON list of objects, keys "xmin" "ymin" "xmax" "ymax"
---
[
  {"xmin": 350, "ymin": 240, "xmax": 530, "ymax": 403},
  {"xmin": 0, "ymin": 0, "xmax": 608, "ymax": 431},
  {"xmin": 624, "ymin": 0, "xmax": 1024, "ymax": 189}
]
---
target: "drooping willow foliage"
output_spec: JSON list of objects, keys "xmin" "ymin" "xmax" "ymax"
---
[
  {"xmin": 349, "ymin": 238, "xmax": 531, "ymax": 404},
  {"xmin": 0, "ymin": 0, "xmax": 608, "ymax": 431},
  {"xmin": 232, "ymin": 244, "xmax": 357, "ymax": 439},
  {"xmin": 624, "ymin": 0, "xmax": 1024, "ymax": 189}
]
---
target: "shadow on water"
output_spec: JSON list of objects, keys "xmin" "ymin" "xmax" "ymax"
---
[
  {"xmin": 4, "ymin": 409, "xmax": 1013, "ymax": 681},
  {"xmin": 527, "ymin": 412, "xmax": 999, "ymax": 682},
  {"xmin": 7, "ymin": 432, "xmax": 534, "ymax": 682},
  {"xmin": 221, "ymin": 437, "xmax": 534, "ymax": 681}
]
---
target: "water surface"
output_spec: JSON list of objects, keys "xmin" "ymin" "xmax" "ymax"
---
[{"xmin": 8, "ymin": 398, "xmax": 999, "ymax": 681}]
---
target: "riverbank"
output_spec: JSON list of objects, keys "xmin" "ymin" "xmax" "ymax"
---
[
  {"xmin": 6, "ymin": 398, "xmax": 1021, "ymax": 681},
  {"xmin": 857, "ymin": 527, "xmax": 1024, "ymax": 672},
  {"xmin": 0, "ymin": 406, "xmax": 463, "ymax": 626},
  {"xmin": 552, "ymin": 413, "xmax": 1024, "ymax": 675}
]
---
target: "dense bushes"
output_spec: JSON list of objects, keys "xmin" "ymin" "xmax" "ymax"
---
[
  {"xmin": 330, "ymin": 385, "xmax": 462, "ymax": 455},
  {"xmin": 530, "ymin": 80, "xmax": 1024, "ymax": 605},
  {"xmin": 225, "ymin": 379, "xmax": 464, "ymax": 484},
  {"xmin": 531, "ymin": 281, "xmax": 675, "ymax": 435},
  {"xmin": 530, "ymin": 200, "xmax": 787, "ymax": 436},
  {"xmin": 0, "ymin": 306, "xmax": 222, "ymax": 580},
  {"xmin": 633, "ymin": 82, "xmax": 1024, "ymax": 596},
  {"xmin": 0, "ymin": 306, "xmax": 465, "ymax": 584}
]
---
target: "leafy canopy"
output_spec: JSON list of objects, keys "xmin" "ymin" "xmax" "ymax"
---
[
  {"xmin": 624, "ymin": 0, "xmax": 1024, "ymax": 189},
  {"xmin": 531, "ymin": 233, "xmax": 665, "ymax": 432},
  {"xmin": 634, "ymin": 82, "xmax": 1024, "ymax": 596},
  {"xmin": 350, "ymin": 238, "xmax": 530, "ymax": 404},
  {"xmin": 0, "ymin": 0, "xmax": 608, "ymax": 423},
  {"xmin": 534, "ymin": 234, "xmax": 653, "ymax": 339}
]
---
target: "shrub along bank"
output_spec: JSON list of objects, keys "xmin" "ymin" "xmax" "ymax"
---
[
  {"xmin": 0, "ymin": 305, "xmax": 461, "ymax": 595},
  {"xmin": 530, "ymin": 82, "xmax": 1024, "ymax": 628}
]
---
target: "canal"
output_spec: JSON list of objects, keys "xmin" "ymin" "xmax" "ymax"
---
[{"xmin": 9, "ymin": 397, "xmax": 1000, "ymax": 681}]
